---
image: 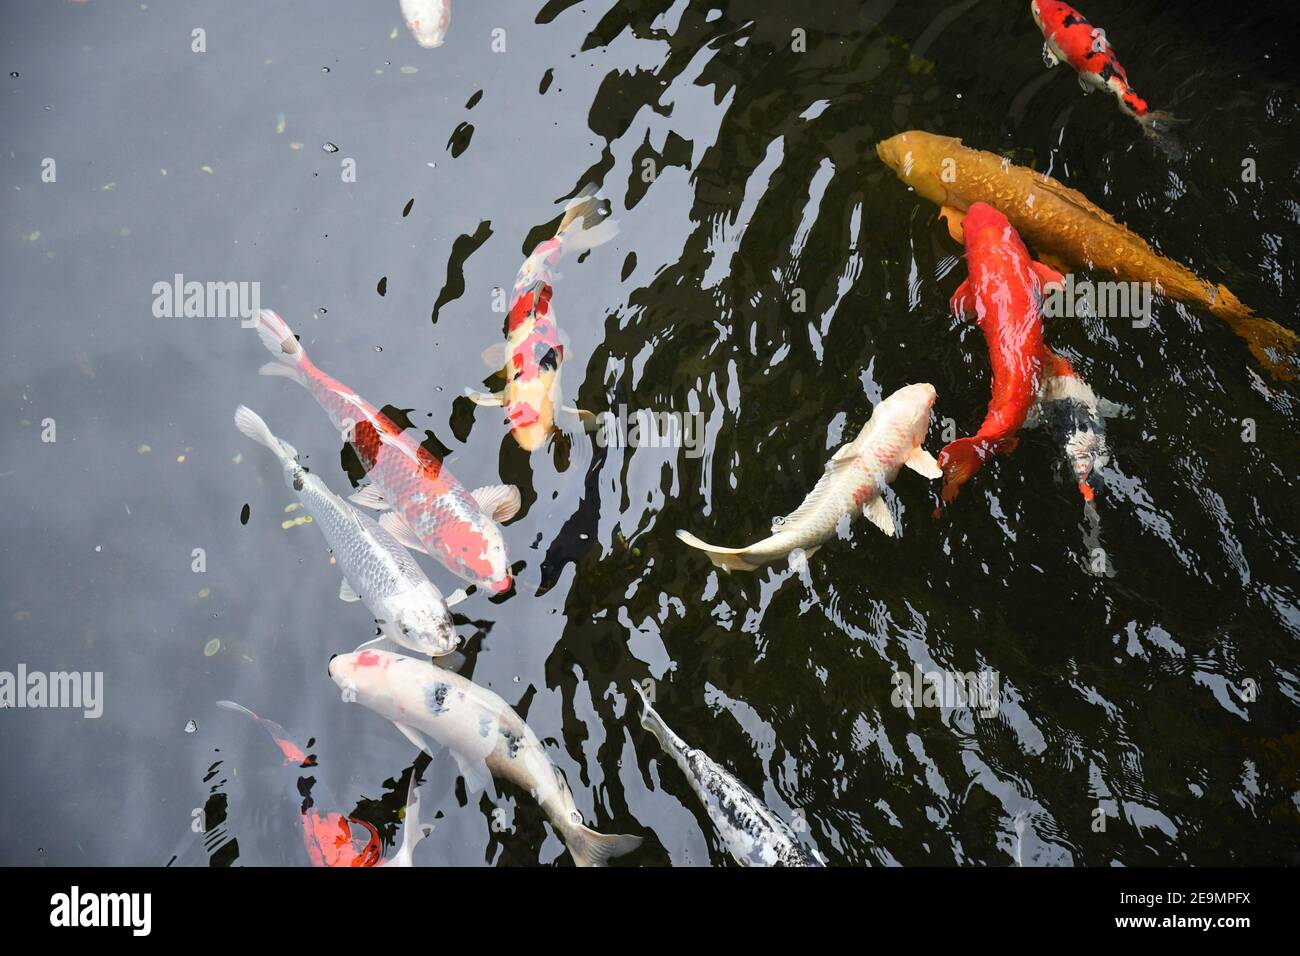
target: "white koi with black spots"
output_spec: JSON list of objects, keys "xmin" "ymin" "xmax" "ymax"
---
[
  {"xmin": 633, "ymin": 684, "xmax": 823, "ymax": 867},
  {"xmin": 329, "ymin": 649, "xmax": 643, "ymax": 867}
]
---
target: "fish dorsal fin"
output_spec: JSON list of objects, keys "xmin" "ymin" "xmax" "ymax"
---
[
  {"xmin": 904, "ymin": 446, "xmax": 943, "ymax": 480},
  {"xmin": 863, "ymin": 496, "xmax": 896, "ymax": 536},
  {"xmin": 349, "ymin": 485, "xmax": 389, "ymax": 511},
  {"xmin": 338, "ymin": 578, "xmax": 362, "ymax": 603},
  {"xmin": 471, "ymin": 484, "xmax": 522, "ymax": 523},
  {"xmin": 379, "ymin": 512, "xmax": 430, "ymax": 555}
]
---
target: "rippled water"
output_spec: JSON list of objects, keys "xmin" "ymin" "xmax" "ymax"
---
[{"xmin": 2, "ymin": 0, "xmax": 1298, "ymax": 866}]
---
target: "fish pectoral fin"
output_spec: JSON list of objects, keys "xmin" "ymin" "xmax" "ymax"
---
[
  {"xmin": 338, "ymin": 578, "xmax": 362, "ymax": 603},
  {"xmin": 378, "ymin": 512, "xmax": 430, "ymax": 555},
  {"xmin": 1042, "ymin": 43, "xmax": 1059, "ymax": 68},
  {"xmin": 391, "ymin": 720, "xmax": 435, "ymax": 757},
  {"xmin": 348, "ymin": 485, "xmax": 390, "ymax": 511},
  {"xmin": 1097, "ymin": 398, "xmax": 1130, "ymax": 419},
  {"xmin": 451, "ymin": 751, "xmax": 494, "ymax": 795},
  {"xmin": 465, "ymin": 387, "xmax": 505, "ymax": 407},
  {"xmin": 471, "ymin": 484, "xmax": 522, "ymax": 523},
  {"xmin": 863, "ymin": 496, "xmax": 897, "ymax": 537},
  {"xmin": 939, "ymin": 205, "xmax": 966, "ymax": 245},
  {"xmin": 950, "ymin": 278, "xmax": 976, "ymax": 320},
  {"xmin": 905, "ymin": 446, "xmax": 943, "ymax": 480},
  {"xmin": 1030, "ymin": 260, "xmax": 1066, "ymax": 294},
  {"xmin": 480, "ymin": 343, "xmax": 509, "ymax": 370},
  {"xmin": 787, "ymin": 546, "xmax": 819, "ymax": 573},
  {"xmin": 1077, "ymin": 74, "xmax": 1094, "ymax": 94},
  {"xmin": 444, "ymin": 587, "xmax": 469, "ymax": 608}
]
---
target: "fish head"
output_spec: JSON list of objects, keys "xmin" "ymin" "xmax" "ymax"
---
[
  {"xmin": 875, "ymin": 132, "xmax": 963, "ymax": 207},
  {"xmin": 1029, "ymin": 1, "xmax": 1045, "ymax": 31},
  {"xmin": 330, "ymin": 648, "xmax": 408, "ymax": 716},
  {"xmin": 400, "ymin": 0, "xmax": 449, "ymax": 48},
  {"xmin": 960, "ymin": 202, "xmax": 1012, "ymax": 249},
  {"xmin": 506, "ymin": 370, "xmax": 559, "ymax": 452},
  {"xmin": 1064, "ymin": 425, "xmax": 1109, "ymax": 500},
  {"xmin": 434, "ymin": 517, "xmax": 512, "ymax": 593},
  {"xmin": 389, "ymin": 587, "xmax": 459, "ymax": 657},
  {"xmin": 881, "ymin": 382, "xmax": 939, "ymax": 444}
]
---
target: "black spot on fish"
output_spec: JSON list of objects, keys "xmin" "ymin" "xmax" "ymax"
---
[
  {"xmin": 240, "ymin": 503, "xmax": 250, "ymax": 525},
  {"xmin": 1063, "ymin": 13, "xmax": 1088, "ymax": 28},
  {"xmin": 424, "ymin": 682, "xmax": 450, "ymax": 715},
  {"xmin": 536, "ymin": 343, "xmax": 560, "ymax": 371},
  {"xmin": 500, "ymin": 728, "xmax": 523, "ymax": 758}
]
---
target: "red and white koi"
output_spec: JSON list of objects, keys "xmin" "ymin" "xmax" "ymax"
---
[
  {"xmin": 399, "ymin": 0, "xmax": 450, "ymax": 48},
  {"xmin": 468, "ymin": 192, "xmax": 617, "ymax": 451},
  {"xmin": 216, "ymin": 700, "xmax": 430, "ymax": 867},
  {"xmin": 1031, "ymin": 0, "xmax": 1187, "ymax": 158},
  {"xmin": 254, "ymin": 309, "xmax": 519, "ymax": 593}
]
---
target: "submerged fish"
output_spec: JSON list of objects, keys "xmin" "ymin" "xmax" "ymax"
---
[
  {"xmin": 253, "ymin": 309, "xmax": 519, "ymax": 592},
  {"xmin": 677, "ymin": 383, "xmax": 941, "ymax": 571},
  {"xmin": 632, "ymin": 684, "xmax": 821, "ymax": 867},
  {"xmin": 1031, "ymin": 0, "xmax": 1187, "ymax": 158},
  {"xmin": 234, "ymin": 406, "xmax": 458, "ymax": 656},
  {"xmin": 938, "ymin": 203, "xmax": 1058, "ymax": 504},
  {"xmin": 216, "ymin": 700, "xmax": 431, "ymax": 867},
  {"xmin": 329, "ymin": 649, "xmax": 643, "ymax": 867},
  {"xmin": 1029, "ymin": 350, "xmax": 1126, "ymax": 503},
  {"xmin": 469, "ymin": 191, "xmax": 617, "ymax": 451},
  {"xmin": 875, "ymin": 130, "xmax": 1299, "ymax": 381},
  {"xmin": 399, "ymin": 0, "xmax": 450, "ymax": 48}
]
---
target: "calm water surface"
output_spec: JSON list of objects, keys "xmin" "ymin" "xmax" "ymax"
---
[{"xmin": 2, "ymin": 0, "xmax": 1298, "ymax": 866}]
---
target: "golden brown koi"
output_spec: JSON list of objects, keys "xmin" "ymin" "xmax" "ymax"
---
[{"xmin": 875, "ymin": 131, "xmax": 1298, "ymax": 381}]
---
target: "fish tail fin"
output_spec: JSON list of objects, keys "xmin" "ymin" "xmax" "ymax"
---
[
  {"xmin": 254, "ymin": 309, "xmax": 309, "ymax": 385},
  {"xmin": 674, "ymin": 529, "xmax": 757, "ymax": 573},
  {"xmin": 565, "ymin": 825, "xmax": 643, "ymax": 867},
  {"xmin": 1207, "ymin": 288, "xmax": 1300, "ymax": 382},
  {"xmin": 1137, "ymin": 111, "xmax": 1189, "ymax": 161},
  {"xmin": 233, "ymin": 405, "xmax": 299, "ymax": 466},
  {"xmin": 215, "ymin": 699, "xmax": 258, "ymax": 721},
  {"xmin": 937, "ymin": 436, "xmax": 990, "ymax": 504},
  {"xmin": 557, "ymin": 187, "xmax": 619, "ymax": 254}
]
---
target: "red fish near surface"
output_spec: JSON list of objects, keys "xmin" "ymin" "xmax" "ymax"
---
[
  {"xmin": 217, "ymin": 700, "xmax": 431, "ymax": 867},
  {"xmin": 1031, "ymin": 1, "xmax": 1187, "ymax": 158},
  {"xmin": 470, "ymin": 191, "xmax": 617, "ymax": 451},
  {"xmin": 255, "ymin": 310, "xmax": 519, "ymax": 592},
  {"xmin": 216, "ymin": 701, "xmax": 381, "ymax": 866},
  {"xmin": 938, "ymin": 203, "xmax": 1063, "ymax": 504}
]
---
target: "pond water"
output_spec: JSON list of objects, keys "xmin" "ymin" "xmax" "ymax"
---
[{"xmin": 2, "ymin": 0, "xmax": 1298, "ymax": 866}]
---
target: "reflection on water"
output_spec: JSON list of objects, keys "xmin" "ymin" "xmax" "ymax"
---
[{"xmin": 1, "ymin": 0, "xmax": 1298, "ymax": 866}]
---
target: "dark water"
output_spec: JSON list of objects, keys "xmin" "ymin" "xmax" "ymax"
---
[{"xmin": 2, "ymin": 0, "xmax": 1298, "ymax": 867}]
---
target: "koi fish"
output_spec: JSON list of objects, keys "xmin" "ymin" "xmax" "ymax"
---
[
  {"xmin": 938, "ymin": 202, "xmax": 1061, "ymax": 504},
  {"xmin": 234, "ymin": 406, "xmax": 459, "ymax": 656},
  {"xmin": 1031, "ymin": 0, "xmax": 1187, "ymax": 159},
  {"xmin": 330, "ymin": 649, "xmax": 643, "ymax": 866},
  {"xmin": 875, "ymin": 131, "xmax": 1299, "ymax": 381},
  {"xmin": 468, "ymin": 191, "xmax": 617, "ymax": 451},
  {"xmin": 399, "ymin": 0, "xmax": 450, "ymax": 48},
  {"xmin": 676, "ymin": 383, "xmax": 941, "ymax": 571},
  {"xmin": 216, "ymin": 700, "xmax": 431, "ymax": 867},
  {"xmin": 253, "ymin": 309, "xmax": 519, "ymax": 592},
  {"xmin": 631, "ymin": 684, "xmax": 822, "ymax": 867},
  {"xmin": 1028, "ymin": 350, "xmax": 1127, "ymax": 503}
]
